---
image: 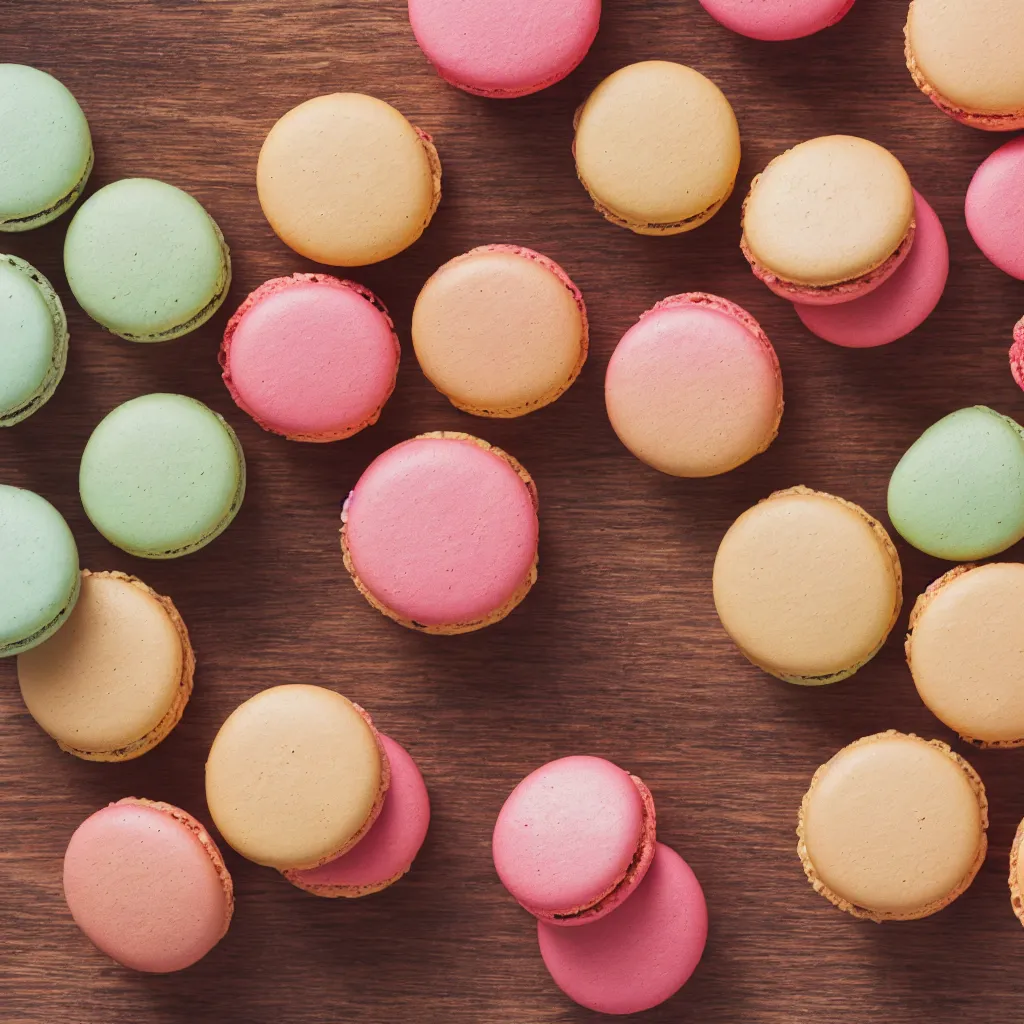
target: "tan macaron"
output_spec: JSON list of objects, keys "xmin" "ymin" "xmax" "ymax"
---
[
  {"xmin": 1010, "ymin": 817, "xmax": 1024, "ymax": 927},
  {"xmin": 411, "ymin": 245, "xmax": 588, "ymax": 417},
  {"xmin": 573, "ymin": 61, "xmax": 741, "ymax": 236},
  {"xmin": 741, "ymin": 136, "xmax": 915, "ymax": 304},
  {"xmin": 17, "ymin": 570, "xmax": 193, "ymax": 761},
  {"xmin": 205, "ymin": 685, "xmax": 390, "ymax": 870},
  {"xmin": 257, "ymin": 93, "xmax": 442, "ymax": 267},
  {"xmin": 798, "ymin": 731, "xmax": 988, "ymax": 921},
  {"xmin": 713, "ymin": 486, "xmax": 902, "ymax": 684},
  {"xmin": 906, "ymin": 0, "xmax": 1024, "ymax": 131}
]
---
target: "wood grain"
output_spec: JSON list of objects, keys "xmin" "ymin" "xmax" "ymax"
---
[{"xmin": 3, "ymin": 1, "xmax": 1024, "ymax": 1021}]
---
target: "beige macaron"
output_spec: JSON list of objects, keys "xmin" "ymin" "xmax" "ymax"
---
[
  {"xmin": 798, "ymin": 731, "xmax": 988, "ymax": 921},
  {"xmin": 906, "ymin": 0, "xmax": 1024, "ymax": 131},
  {"xmin": 1010, "ymin": 817, "xmax": 1024, "ymax": 927},
  {"xmin": 411, "ymin": 245, "xmax": 588, "ymax": 417},
  {"xmin": 741, "ymin": 136, "xmax": 915, "ymax": 304},
  {"xmin": 713, "ymin": 486, "xmax": 902, "ymax": 684},
  {"xmin": 205, "ymin": 685, "xmax": 390, "ymax": 870},
  {"xmin": 573, "ymin": 61, "xmax": 741, "ymax": 236},
  {"xmin": 16, "ymin": 570, "xmax": 193, "ymax": 761}
]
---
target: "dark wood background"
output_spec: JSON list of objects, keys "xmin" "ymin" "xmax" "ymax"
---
[{"xmin": 3, "ymin": 1, "xmax": 1024, "ymax": 1021}]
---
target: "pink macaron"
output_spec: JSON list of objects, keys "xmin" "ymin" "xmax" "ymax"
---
[
  {"xmin": 966, "ymin": 137, "xmax": 1024, "ymax": 281},
  {"xmin": 1010, "ymin": 316, "xmax": 1024, "ymax": 392},
  {"xmin": 220, "ymin": 274, "xmax": 400, "ymax": 442},
  {"xmin": 408, "ymin": 0, "xmax": 600, "ymax": 99},
  {"xmin": 795, "ymin": 190, "xmax": 948, "ymax": 348},
  {"xmin": 538, "ymin": 842, "xmax": 708, "ymax": 1014},
  {"xmin": 492, "ymin": 756, "xmax": 657, "ymax": 927},
  {"xmin": 63, "ymin": 798, "xmax": 233, "ymax": 973},
  {"xmin": 699, "ymin": 0, "xmax": 855, "ymax": 41},
  {"xmin": 283, "ymin": 735, "xmax": 430, "ymax": 897}
]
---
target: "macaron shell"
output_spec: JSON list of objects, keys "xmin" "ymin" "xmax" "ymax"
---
[
  {"xmin": 408, "ymin": 0, "xmax": 600, "ymax": 98},
  {"xmin": 796, "ymin": 191, "xmax": 947, "ymax": 347},
  {"xmin": 605, "ymin": 293, "xmax": 782, "ymax": 477},
  {"xmin": 538, "ymin": 843, "xmax": 707, "ymax": 1015},
  {"xmin": 1011, "ymin": 317, "xmax": 1024, "ymax": 392},
  {"xmin": 284, "ymin": 734, "xmax": 430, "ymax": 897},
  {"xmin": 1010, "ymin": 817, "xmax": 1024, "ymax": 926},
  {"xmin": 63, "ymin": 799, "xmax": 232, "ymax": 973},
  {"xmin": 966, "ymin": 137, "xmax": 1024, "ymax": 280},
  {"xmin": 699, "ymin": 0, "xmax": 854, "ymax": 40}
]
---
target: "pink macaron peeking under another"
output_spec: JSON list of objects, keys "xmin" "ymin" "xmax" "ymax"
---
[
  {"xmin": 699, "ymin": 0, "xmax": 855, "ymax": 41},
  {"xmin": 966, "ymin": 137, "xmax": 1024, "ymax": 282},
  {"xmin": 1009, "ymin": 317, "xmax": 1024, "ymax": 393}
]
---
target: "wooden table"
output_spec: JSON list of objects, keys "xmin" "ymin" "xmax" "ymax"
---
[{"xmin": 3, "ymin": 1, "xmax": 1024, "ymax": 1021}]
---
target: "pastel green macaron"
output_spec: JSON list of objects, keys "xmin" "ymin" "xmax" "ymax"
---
[
  {"xmin": 0, "ymin": 255, "xmax": 68, "ymax": 425},
  {"xmin": 888, "ymin": 406, "xmax": 1024, "ymax": 560},
  {"xmin": 0, "ymin": 485, "xmax": 80, "ymax": 656},
  {"xmin": 0, "ymin": 64, "xmax": 93, "ymax": 232},
  {"xmin": 80, "ymin": 394, "xmax": 246, "ymax": 558},
  {"xmin": 64, "ymin": 178, "xmax": 231, "ymax": 342}
]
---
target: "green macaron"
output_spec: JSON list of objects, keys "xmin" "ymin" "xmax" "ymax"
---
[
  {"xmin": 0, "ymin": 64, "xmax": 93, "ymax": 232},
  {"xmin": 0, "ymin": 255, "xmax": 68, "ymax": 425},
  {"xmin": 64, "ymin": 178, "xmax": 231, "ymax": 342},
  {"xmin": 80, "ymin": 394, "xmax": 246, "ymax": 558},
  {"xmin": 0, "ymin": 485, "xmax": 80, "ymax": 656},
  {"xmin": 888, "ymin": 406, "xmax": 1024, "ymax": 561}
]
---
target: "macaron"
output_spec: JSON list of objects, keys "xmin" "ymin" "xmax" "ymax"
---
[
  {"xmin": 1011, "ymin": 317, "xmax": 1024, "ymax": 392},
  {"xmin": 220, "ymin": 273, "xmax": 400, "ymax": 441},
  {"xmin": 493, "ymin": 756, "xmax": 657, "ymax": 926},
  {"xmin": 741, "ymin": 136, "xmax": 915, "ymax": 305},
  {"xmin": 573, "ymin": 61, "xmax": 741, "ymax": 236},
  {"xmin": 79, "ymin": 394, "xmax": 246, "ymax": 559},
  {"xmin": 63, "ymin": 178, "xmax": 230, "ymax": 342},
  {"xmin": 1011, "ymin": 818, "xmax": 1024, "ymax": 927},
  {"xmin": 966, "ymin": 136, "xmax": 1024, "ymax": 280},
  {"xmin": 537, "ymin": 843, "xmax": 707, "ymax": 1014},
  {"xmin": 888, "ymin": 406, "xmax": 1024, "ymax": 560},
  {"xmin": 284, "ymin": 734, "xmax": 430, "ymax": 897},
  {"xmin": 408, "ymin": 0, "xmax": 600, "ymax": 98},
  {"xmin": 205, "ymin": 685, "xmax": 390, "ymax": 870},
  {"xmin": 713, "ymin": 486, "xmax": 902, "ymax": 684},
  {"xmin": 411, "ymin": 245, "xmax": 587, "ymax": 417},
  {"xmin": 17, "ymin": 570, "xmax": 194, "ymax": 761},
  {"xmin": 907, "ymin": 563, "xmax": 1024, "ymax": 747},
  {"xmin": 0, "ymin": 484, "xmax": 79, "ymax": 658},
  {"xmin": 0, "ymin": 64, "xmax": 92, "ymax": 231},
  {"xmin": 798, "ymin": 731, "xmax": 988, "ymax": 921},
  {"xmin": 257, "ymin": 93, "xmax": 441, "ymax": 267},
  {"xmin": 605, "ymin": 292, "xmax": 783, "ymax": 477},
  {"xmin": 342, "ymin": 432, "xmax": 539, "ymax": 633},
  {"xmin": 699, "ymin": 0, "xmax": 854, "ymax": 40},
  {"xmin": 63, "ymin": 798, "xmax": 233, "ymax": 972},
  {"xmin": 905, "ymin": 0, "xmax": 1024, "ymax": 131},
  {"xmin": 795, "ymin": 190, "xmax": 948, "ymax": 348},
  {"xmin": 0, "ymin": 254, "xmax": 68, "ymax": 425}
]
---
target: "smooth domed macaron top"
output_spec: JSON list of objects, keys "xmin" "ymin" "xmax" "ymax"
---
[
  {"xmin": 743, "ymin": 136, "xmax": 914, "ymax": 286},
  {"xmin": 907, "ymin": 0, "xmax": 1024, "ymax": 117},
  {"xmin": 409, "ymin": 0, "xmax": 600, "ymax": 97},
  {"xmin": 411, "ymin": 246, "xmax": 586, "ymax": 416},
  {"xmin": 966, "ymin": 136, "xmax": 1024, "ymax": 280},
  {"xmin": 63, "ymin": 799, "xmax": 232, "ymax": 973},
  {"xmin": 205, "ymin": 685, "xmax": 388, "ymax": 870},
  {"xmin": 799, "ymin": 732, "xmax": 986, "ymax": 919},
  {"xmin": 574, "ymin": 61, "xmax": 741, "ymax": 228},
  {"xmin": 64, "ymin": 178, "xmax": 229, "ymax": 341},
  {"xmin": 605, "ymin": 293, "xmax": 782, "ymax": 477},
  {"xmin": 713, "ymin": 487, "xmax": 901, "ymax": 681},
  {"xmin": 257, "ymin": 93, "xmax": 440, "ymax": 267},
  {"xmin": 0, "ymin": 484, "xmax": 79, "ymax": 656},
  {"xmin": 888, "ymin": 406, "xmax": 1024, "ymax": 561},
  {"xmin": 0, "ymin": 64, "xmax": 92, "ymax": 227},
  {"xmin": 698, "ymin": 0, "xmax": 853, "ymax": 41},
  {"xmin": 0, "ymin": 256, "xmax": 60, "ymax": 414}
]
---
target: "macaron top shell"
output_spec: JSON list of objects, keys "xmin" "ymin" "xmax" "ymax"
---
[
  {"xmin": 743, "ymin": 136, "xmax": 914, "ymax": 286},
  {"xmin": 574, "ymin": 61, "xmax": 741, "ymax": 232},
  {"xmin": 799, "ymin": 732, "xmax": 987, "ymax": 920},
  {"xmin": 966, "ymin": 136, "xmax": 1024, "ymax": 280},
  {"xmin": 257, "ymin": 93, "xmax": 440, "ymax": 267},
  {"xmin": 0, "ymin": 485, "xmax": 79, "ymax": 657},
  {"xmin": 698, "ymin": 0, "xmax": 854, "ymax": 41},
  {"xmin": 63, "ymin": 178, "xmax": 230, "ymax": 341},
  {"xmin": 408, "ymin": 0, "xmax": 600, "ymax": 98},
  {"xmin": 605, "ymin": 293, "xmax": 782, "ymax": 477},
  {"xmin": 0, "ymin": 64, "xmax": 92, "ymax": 230},
  {"xmin": 205, "ymin": 685, "xmax": 388, "ymax": 870}
]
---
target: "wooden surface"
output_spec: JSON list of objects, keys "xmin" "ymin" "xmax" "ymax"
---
[{"xmin": 3, "ymin": 1, "xmax": 1024, "ymax": 1021}]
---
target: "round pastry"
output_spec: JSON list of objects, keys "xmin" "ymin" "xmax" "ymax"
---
[
  {"xmin": 1011, "ymin": 317, "xmax": 1024, "ymax": 393},
  {"xmin": 698, "ymin": 0, "xmax": 854, "ymax": 40},
  {"xmin": 966, "ymin": 136, "xmax": 1024, "ymax": 280},
  {"xmin": 1011, "ymin": 818, "xmax": 1024, "ymax": 927}
]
